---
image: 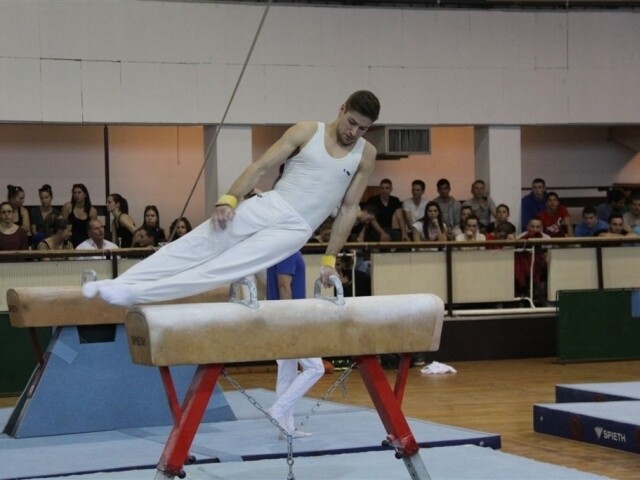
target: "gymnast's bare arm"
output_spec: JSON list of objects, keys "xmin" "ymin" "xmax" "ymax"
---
[
  {"xmin": 321, "ymin": 141, "xmax": 377, "ymax": 285},
  {"xmin": 211, "ymin": 122, "xmax": 317, "ymax": 229}
]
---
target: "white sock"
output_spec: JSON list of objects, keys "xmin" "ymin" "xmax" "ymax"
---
[{"xmin": 98, "ymin": 283, "xmax": 136, "ymax": 307}]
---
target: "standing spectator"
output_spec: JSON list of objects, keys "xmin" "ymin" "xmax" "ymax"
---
[
  {"xmin": 537, "ymin": 192, "xmax": 574, "ymax": 237},
  {"xmin": 412, "ymin": 201, "xmax": 447, "ymax": 242},
  {"xmin": 266, "ymin": 250, "xmax": 324, "ymax": 438},
  {"xmin": 61, "ymin": 184, "xmax": 97, "ymax": 247},
  {"xmin": 0, "ymin": 202, "xmax": 28, "ymax": 251},
  {"xmin": 520, "ymin": 178, "xmax": 547, "ymax": 231},
  {"xmin": 622, "ymin": 192, "xmax": 640, "ymax": 231},
  {"xmin": 402, "ymin": 180, "xmax": 427, "ymax": 227},
  {"xmin": 364, "ymin": 179, "xmax": 408, "ymax": 241},
  {"xmin": 463, "ymin": 180, "xmax": 496, "ymax": 231},
  {"xmin": 142, "ymin": 205, "xmax": 167, "ymax": 244},
  {"xmin": 37, "ymin": 218, "xmax": 73, "ymax": 252},
  {"xmin": 106, "ymin": 193, "xmax": 136, "ymax": 248},
  {"xmin": 485, "ymin": 204, "xmax": 512, "ymax": 235},
  {"xmin": 432, "ymin": 178, "xmax": 461, "ymax": 238},
  {"xmin": 168, "ymin": 217, "xmax": 193, "ymax": 242},
  {"xmin": 7, "ymin": 185, "xmax": 31, "ymax": 238},
  {"xmin": 31, "ymin": 184, "xmax": 60, "ymax": 247},
  {"xmin": 574, "ymin": 206, "xmax": 608, "ymax": 237},
  {"xmin": 596, "ymin": 188, "xmax": 627, "ymax": 223},
  {"xmin": 76, "ymin": 218, "xmax": 119, "ymax": 251}
]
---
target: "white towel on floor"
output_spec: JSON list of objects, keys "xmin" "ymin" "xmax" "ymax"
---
[{"xmin": 420, "ymin": 361, "xmax": 457, "ymax": 375}]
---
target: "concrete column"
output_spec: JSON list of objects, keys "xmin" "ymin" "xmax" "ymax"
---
[
  {"xmin": 474, "ymin": 126, "xmax": 522, "ymax": 231},
  {"xmin": 203, "ymin": 125, "xmax": 253, "ymax": 218}
]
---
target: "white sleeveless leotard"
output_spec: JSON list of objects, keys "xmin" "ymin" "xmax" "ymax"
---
[{"xmin": 274, "ymin": 123, "xmax": 365, "ymax": 231}]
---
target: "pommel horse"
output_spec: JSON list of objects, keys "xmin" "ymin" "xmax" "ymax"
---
[{"xmin": 125, "ymin": 281, "xmax": 444, "ymax": 480}]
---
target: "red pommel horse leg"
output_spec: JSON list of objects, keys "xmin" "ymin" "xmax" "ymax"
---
[{"xmin": 124, "ymin": 293, "xmax": 444, "ymax": 480}]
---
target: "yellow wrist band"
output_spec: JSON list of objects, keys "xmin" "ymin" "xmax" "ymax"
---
[
  {"xmin": 216, "ymin": 194, "xmax": 238, "ymax": 209},
  {"xmin": 321, "ymin": 254, "xmax": 336, "ymax": 268}
]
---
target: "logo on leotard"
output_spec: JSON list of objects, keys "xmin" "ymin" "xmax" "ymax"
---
[{"xmin": 343, "ymin": 169, "xmax": 351, "ymax": 177}]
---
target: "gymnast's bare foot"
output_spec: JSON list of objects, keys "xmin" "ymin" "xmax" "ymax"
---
[{"xmin": 97, "ymin": 283, "xmax": 135, "ymax": 307}]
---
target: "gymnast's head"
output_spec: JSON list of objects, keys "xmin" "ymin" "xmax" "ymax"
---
[{"xmin": 344, "ymin": 90, "xmax": 380, "ymax": 123}]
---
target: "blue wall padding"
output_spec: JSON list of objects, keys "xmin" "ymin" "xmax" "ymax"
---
[{"xmin": 6, "ymin": 325, "xmax": 236, "ymax": 438}]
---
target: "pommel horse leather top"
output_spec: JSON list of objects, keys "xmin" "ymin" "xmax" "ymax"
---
[
  {"xmin": 6, "ymin": 287, "xmax": 230, "ymax": 328},
  {"xmin": 126, "ymin": 294, "xmax": 444, "ymax": 366}
]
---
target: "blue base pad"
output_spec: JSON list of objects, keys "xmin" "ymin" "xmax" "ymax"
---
[
  {"xmin": 534, "ymin": 401, "xmax": 640, "ymax": 454},
  {"xmin": 0, "ymin": 389, "xmax": 500, "ymax": 480},
  {"xmin": 556, "ymin": 381, "xmax": 640, "ymax": 403}
]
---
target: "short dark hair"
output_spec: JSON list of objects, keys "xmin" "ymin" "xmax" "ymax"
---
[
  {"xmin": 495, "ymin": 221, "xmax": 516, "ymax": 236},
  {"xmin": 344, "ymin": 90, "xmax": 380, "ymax": 123},
  {"xmin": 532, "ymin": 178, "xmax": 546, "ymax": 186},
  {"xmin": 582, "ymin": 206, "xmax": 597, "ymax": 217},
  {"xmin": 436, "ymin": 178, "xmax": 450, "ymax": 189},
  {"xmin": 608, "ymin": 212, "xmax": 624, "ymax": 223},
  {"xmin": 607, "ymin": 188, "xmax": 625, "ymax": 203},
  {"xmin": 380, "ymin": 178, "xmax": 392, "ymax": 187},
  {"xmin": 412, "ymin": 180, "xmax": 425, "ymax": 190}
]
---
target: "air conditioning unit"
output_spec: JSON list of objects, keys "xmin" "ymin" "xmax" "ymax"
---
[{"xmin": 364, "ymin": 125, "xmax": 430, "ymax": 160}]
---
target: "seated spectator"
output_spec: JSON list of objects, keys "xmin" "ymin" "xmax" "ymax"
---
[
  {"xmin": 486, "ymin": 221, "xmax": 516, "ymax": 245},
  {"xmin": 520, "ymin": 178, "xmax": 547, "ymax": 231},
  {"xmin": 455, "ymin": 215, "xmax": 485, "ymax": 249},
  {"xmin": 364, "ymin": 179, "xmax": 409, "ymax": 242},
  {"xmin": 61, "ymin": 184, "xmax": 98, "ymax": 248},
  {"xmin": 0, "ymin": 201, "xmax": 29, "ymax": 251},
  {"xmin": 106, "ymin": 193, "xmax": 136, "ymax": 247},
  {"xmin": 433, "ymin": 178, "xmax": 461, "ymax": 239},
  {"xmin": 574, "ymin": 206, "xmax": 608, "ymax": 237},
  {"xmin": 132, "ymin": 225, "xmax": 158, "ymax": 248},
  {"xmin": 537, "ymin": 192, "xmax": 574, "ymax": 237},
  {"xmin": 402, "ymin": 180, "xmax": 428, "ymax": 227},
  {"xmin": 7, "ymin": 184, "xmax": 31, "ymax": 238},
  {"xmin": 308, "ymin": 217, "xmax": 333, "ymax": 243},
  {"xmin": 485, "ymin": 204, "xmax": 511, "ymax": 235},
  {"xmin": 37, "ymin": 218, "xmax": 74, "ymax": 256},
  {"xmin": 169, "ymin": 217, "xmax": 193, "ymax": 242},
  {"xmin": 412, "ymin": 201, "xmax": 447, "ymax": 242},
  {"xmin": 349, "ymin": 205, "xmax": 376, "ymax": 242},
  {"xmin": 142, "ymin": 205, "xmax": 167, "ymax": 244},
  {"xmin": 596, "ymin": 188, "xmax": 627, "ymax": 222},
  {"xmin": 623, "ymin": 192, "xmax": 640, "ymax": 231},
  {"xmin": 30, "ymin": 184, "xmax": 60, "ymax": 248},
  {"xmin": 462, "ymin": 180, "xmax": 496, "ymax": 231},
  {"xmin": 76, "ymin": 218, "xmax": 119, "ymax": 251},
  {"xmin": 451, "ymin": 205, "xmax": 473, "ymax": 239},
  {"xmin": 515, "ymin": 218, "xmax": 549, "ymax": 299},
  {"xmin": 596, "ymin": 213, "xmax": 637, "ymax": 238}
]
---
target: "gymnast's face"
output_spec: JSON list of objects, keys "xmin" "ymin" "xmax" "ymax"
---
[{"xmin": 336, "ymin": 107, "xmax": 372, "ymax": 147}]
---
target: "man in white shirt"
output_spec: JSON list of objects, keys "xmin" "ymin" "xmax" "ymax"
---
[
  {"xmin": 402, "ymin": 179, "xmax": 428, "ymax": 227},
  {"xmin": 76, "ymin": 218, "xmax": 119, "ymax": 253}
]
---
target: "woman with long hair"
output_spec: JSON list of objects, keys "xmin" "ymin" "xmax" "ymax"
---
[
  {"xmin": 485, "ymin": 203, "xmax": 511, "ymax": 234},
  {"xmin": 141, "ymin": 205, "xmax": 166, "ymax": 244},
  {"xmin": 31, "ymin": 184, "xmax": 60, "ymax": 247},
  {"xmin": 106, "ymin": 193, "xmax": 136, "ymax": 248},
  {"xmin": 61, "ymin": 183, "xmax": 97, "ymax": 247},
  {"xmin": 168, "ymin": 217, "xmax": 192, "ymax": 242},
  {"xmin": 37, "ymin": 217, "xmax": 73, "ymax": 255},
  {"xmin": 413, "ymin": 201, "xmax": 447, "ymax": 242},
  {"xmin": 7, "ymin": 185, "xmax": 31, "ymax": 238},
  {"xmin": 0, "ymin": 201, "xmax": 28, "ymax": 251}
]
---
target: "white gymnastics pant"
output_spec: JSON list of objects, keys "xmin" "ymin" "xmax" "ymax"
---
[
  {"xmin": 113, "ymin": 191, "xmax": 312, "ymax": 304},
  {"xmin": 272, "ymin": 357, "xmax": 325, "ymax": 431}
]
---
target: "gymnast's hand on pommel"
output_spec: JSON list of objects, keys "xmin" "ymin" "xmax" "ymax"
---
[
  {"xmin": 211, "ymin": 194, "xmax": 238, "ymax": 230},
  {"xmin": 319, "ymin": 265, "xmax": 338, "ymax": 288}
]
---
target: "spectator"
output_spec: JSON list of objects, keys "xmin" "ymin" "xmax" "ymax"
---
[
  {"xmin": 0, "ymin": 201, "xmax": 28, "ymax": 251},
  {"xmin": 596, "ymin": 188, "xmax": 626, "ymax": 223},
  {"xmin": 463, "ymin": 180, "xmax": 496, "ymax": 231},
  {"xmin": 30, "ymin": 184, "xmax": 59, "ymax": 248},
  {"xmin": 349, "ymin": 205, "xmax": 375, "ymax": 242},
  {"xmin": 76, "ymin": 218, "xmax": 119, "ymax": 251},
  {"xmin": 412, "ymin": 201, "xmax": 447, "ymax": 242},
  {"xmin": 515, "ymin": 218, "xmax": 549, "ymax": 300},
  {"xmin": 520, "ymin": 178, "xmax": 547, "ymax": 231},
  {"xmin": 142, "ymin": 205, "xmax": 167, "ymax": 244},
  {"xmin": 432, "ymin": 178, "xmax": 461, "ymax": 239},
  {"xmin": 7, "ymin": 185, "xmax": 31, "ymax": 237},
  {"xmin": 537, "ymin": 192, "xmax": 574, "ymax": 237},
  {"xmin": 168, "ymin": 217, "xmax": 193, "ymax": 242},
  {"xmin": 61, "ymin": 184, "xmax": 97, "ymax": 247},
  {"xmin": 402, "ymin": 179, "xmax": 428, "ymax": 227},
  {"xmin": 485, "ymin": 204, "xmax": 511, "ymax": 235},
  {"xmin": 597, "ymin": 213, "xmax": 637, "ymax": 238},
  {"xmin": 455, "ymin": 214, "xmax": 485, "ymax": 249},
  {"xmin": 106, "ymin": 193, "xmax": 136, "ymax": 248},
  {"xmin": 486, "ymin": 221, "xmax": 516, "ymax": 244},
  {"xmin": 364, "ymin": 179, "xmax": 408, "ymax": 241},
  {"xmin": 623, "ymin": 193, "xmax": 640, "ymax": 231},
  {"xmin": 574, "ymin": 206, "xmax": 608, "ymax": 237},
  {"xmin": 451, "ymin": 204, "xmax": 473, "ymax": 239},
  {"xmin": 132, "ymin": 225, "xmax": 157, "ymax": 248},
  {"xmin": 37, "ymin": 218, "xmax": 73, "ymax": 254}
]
